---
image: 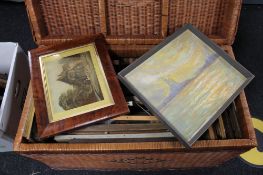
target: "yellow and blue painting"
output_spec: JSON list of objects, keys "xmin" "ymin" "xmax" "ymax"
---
[{"xmin": 125, "ymin": 30, "xmax": 247, "ymax": 142}]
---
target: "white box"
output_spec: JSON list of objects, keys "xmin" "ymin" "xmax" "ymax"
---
[{"xmin": 0, "ymin": 43, "xmax": 30, "ymax": 152}]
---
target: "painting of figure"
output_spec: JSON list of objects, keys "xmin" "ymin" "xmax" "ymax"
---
[
  {"xmin": 57, "ymin": 52, "xmax": 104, "ymax": 110},
  {"xmin": 40, "ymin": 45, "xmax": 114, "ymax": 122}
]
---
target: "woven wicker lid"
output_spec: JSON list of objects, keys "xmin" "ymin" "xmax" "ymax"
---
[{"xmin": 25, "ymin": 0, "xmax": 242, "ymax": 47}]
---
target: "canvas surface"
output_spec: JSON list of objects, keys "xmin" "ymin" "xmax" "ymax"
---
[{"xmin": 124, "ymin": 29, "xmax": 248, "ymax": 143}]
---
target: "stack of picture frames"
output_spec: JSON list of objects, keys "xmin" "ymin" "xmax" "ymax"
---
[
  {"xmin": 24, "ymin": 95, "xmax": 245, "ymax": 143},
  {"xmin": 27, "ymin": 25, "xmax": 254, "ymax": 148}
]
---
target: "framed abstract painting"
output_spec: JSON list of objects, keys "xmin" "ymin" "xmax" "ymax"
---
[
  {"xmin": 30, "ymin": 34, "xmax": 129, "ymax": 139},
  {"xmin": 118, "ymin": 24, "xmax": 254, "ymax": 148}
]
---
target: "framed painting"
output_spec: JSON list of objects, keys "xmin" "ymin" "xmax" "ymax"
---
[
  {"xmin": 31, "ymin": 34, "xmax": 129, "ymax": 138},
  {"xmin": 118, "ymin": 24, "xmax": 254, "ymax": 148}
]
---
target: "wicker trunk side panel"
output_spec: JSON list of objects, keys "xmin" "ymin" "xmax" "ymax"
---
[
  {"xmin": 106, "ymin": 0, "xmax": 162, "ymax": 36},
  {"xmin": 168, "ymin": 0, "xmax": 234, "ymax": 37},
  {"xmin": 40, "ymin": 0, "xmax": 102, "ymax": 36},
  {"xmin": 24, "ymin": 151, "xmax": 244, "ymax": 170},
  {"xmin": 25, "ymin": 0, "xmax": 242, "ymax": 45}
]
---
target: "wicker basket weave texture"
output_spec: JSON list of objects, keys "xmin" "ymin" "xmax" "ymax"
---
[{"xmin": 26, "ymin": 0, "xmax": 242, "ymax": 45}]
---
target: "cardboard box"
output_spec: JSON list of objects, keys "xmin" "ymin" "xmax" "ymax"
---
[{"xmin": 0, "ymin": 43, "xmax": 30, "ymax": 152}]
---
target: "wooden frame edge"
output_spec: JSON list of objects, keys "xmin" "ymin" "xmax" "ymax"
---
[
  {"xmin": 14, "ymin": 82, "xmax": 33, "ymax": 151},
  {"xmin": 14, "ymin": 86, "xmax": 256, "ymax": 153}
]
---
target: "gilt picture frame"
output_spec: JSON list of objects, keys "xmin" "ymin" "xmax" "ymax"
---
[
  {"xmin": 31, "ymin": 34, "xmax": 129, "ymax": 138},
  {"xmin": 118, "ymin": 24, "xmax": 254, "ymax": 148},
  {"xmin": 39, "ymin": 43, "xmax": 114, "ymax": 123}
]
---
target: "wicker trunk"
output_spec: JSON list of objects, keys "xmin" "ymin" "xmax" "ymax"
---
[{"xmin": 14, "ymin": 0, "xmax": 257, "ymax": 170}]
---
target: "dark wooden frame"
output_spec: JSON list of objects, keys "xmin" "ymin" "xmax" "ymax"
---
[
  {"xmin": 30, "ymin": 34, "xmax": 129, "ymax": 139},
  {"xmin": 118, "ymin": 24, "xmax": 254, "ymax": 148}
]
